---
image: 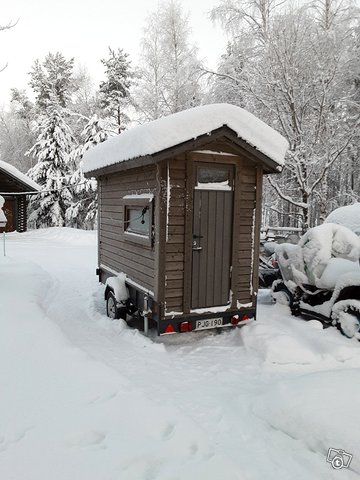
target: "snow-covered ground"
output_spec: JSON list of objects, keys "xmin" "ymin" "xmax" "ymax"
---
[{"xmin": 0, "ymin": 228, "xmax": 359, "ymax": 480}]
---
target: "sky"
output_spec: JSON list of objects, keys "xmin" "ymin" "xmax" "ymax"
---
[{"xmin": 1, "ymin": 0, "xmax": 227, "ymax": 106}]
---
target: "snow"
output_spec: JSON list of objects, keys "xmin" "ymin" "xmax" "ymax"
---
[
  {"xmin": 106, "ymin": 273, "xmax": 129, "ymax": 302},
  {"xmin": 253, "ymin": 369, "xmax": 360, "ymax": 475},
  {"xmin": 82, "ymin": 104, "xmax": 289, "ymax": 173},
  {"xmin": 299, "ymin": 223, "xmax": 360, "ymax": 286},
  {"xmin": 123, "ymin": 193, "xmax": 154, "ymax": 201},
  {"xmin": 0, "ymin": 160, "xmax": 41, "ymax": 192},
  {"xmin": 195, "ymin": 180, "xmax": 232, "ymax": 191},
  {"xmin": 317, "ymin": 258, "xmax": 360, "ymax": 289},
  {"xmin": 1, "ymin": 228, "xmax": 360, "ymax": 480},
  {"xmin": 277, "ymin": 224, "xmax": 360, "ymax": 289},
  {"xmin": 190, "ymin": 304, "xmax": 232, "ymax": 313},
  {"xmin": 325, "ymin": 203, "xmax": 360, "ymax": 236}
]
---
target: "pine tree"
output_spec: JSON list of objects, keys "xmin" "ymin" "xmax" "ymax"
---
[
  {"xmin": 66, "ymin": 114, "xmax": 113, "ymax": 229},
  {"xmin": 99, "ymin": 48, "xmax": 133, "ymax": 133},
  {"xmin": 26, "ymin": 106, "xmax": 75, "ymax": 228},
  {"xmin": 29, "ymin": 52, "xmax": 75, "ymax": 110}
]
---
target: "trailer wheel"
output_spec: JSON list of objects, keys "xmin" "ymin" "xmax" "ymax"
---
[
  {"xmin": 106, "ymin": 291, "xmax": 121, "ymax": 320},
  {"xmin": 334, "ymin": 305, "xmax": 360, "ymax": 339}
]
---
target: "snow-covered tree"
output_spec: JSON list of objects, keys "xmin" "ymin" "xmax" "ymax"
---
[
  {"xmin": 29, "ymin": 52, "xmax": 75, "ymax": 110},
  {"xmin": 135, "ymin": 0, "xmax": 203, "ymax": 121},
  {"xmin": 210, "ymin": 1, "xmax": 360, "ymax": 230},
  {"xmin": 0, "ymin": 104, "xmax": 36, "ymax": 173},
  {"xmin": 26, "ymin": 106, "xmax": 75, "ymax": 228},
  {"xmin": 66, "ymin": 114, "xmax": 113, "ymax": 229},
  {"xmin": 99, "ymin": 48, "xmax": 133, "ymax": 133}
]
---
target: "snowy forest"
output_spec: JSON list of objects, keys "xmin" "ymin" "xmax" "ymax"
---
[{"xmin": 1, "ymin": 0, "xmax": 359, "ymax": 231}]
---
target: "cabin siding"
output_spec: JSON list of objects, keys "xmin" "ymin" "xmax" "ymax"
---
[
  {"xmin": 99, "ymin": 165, "xmax": 157, "ymax": 293},
  {"xmin": 233, "ymin": 161, "xmax": 258, "ymax": 305},
  {"xmin": 164, "ymin": 156, "xmax": 187, "ymax": 312},
  {"xmin": 163, "ymin": 151, "xmax": 260, "ymax": 314}
]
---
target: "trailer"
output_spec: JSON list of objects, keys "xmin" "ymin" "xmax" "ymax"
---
[{"xmin": 83, "ymin": 103, "xmax": 288, "ymax": 334}]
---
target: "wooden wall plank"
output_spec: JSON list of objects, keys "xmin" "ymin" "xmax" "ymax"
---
[{"xmin": 98, "ymin": 165, "xmax": 157, "ymax": 294}]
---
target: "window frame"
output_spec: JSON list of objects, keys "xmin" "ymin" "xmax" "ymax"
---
[
  {"xmin": 194, "ymin": 163, "xmax": 234, "ymax": 191},
  {"xmin": 122, "ymin": 196, "xmax": 154, "ymax": 247}
]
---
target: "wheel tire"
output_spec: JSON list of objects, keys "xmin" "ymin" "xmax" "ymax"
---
[
  {"xmin": 334, "ymin": 306, "xmax": 360, "ymax": 339},
  {"xmin": 106, "ymin": 291, "xmax": 121, "ymax": 320},
  {"xmin": 272, "ymin": 282, "xmax": 293, "ymax": 307}
]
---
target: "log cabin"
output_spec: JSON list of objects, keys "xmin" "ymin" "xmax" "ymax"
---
[{"xmin": 0, "ymin": 161, "xmax": 40, "ymax": 233}]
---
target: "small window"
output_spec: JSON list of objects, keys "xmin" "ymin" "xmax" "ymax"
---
[
  {"xmin": 125, "ymin": 206, "xmax": 150, "ymax": 236},
  {"xmin": 196, "ymin": 165, "xmax": 233, "ymax": 191},
  {"xmin": 122, "ymin": 195, "xmax": 154, "ymax": 247},
  {"xmin": 197, "ymin": 166, "xmax": 230, "ymax": 184}
]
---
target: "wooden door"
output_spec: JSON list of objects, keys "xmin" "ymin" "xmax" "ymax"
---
[
  {"xmin": 191, "ymin": 164, "xmax": 234, "ymax": 309},
  {"xmin": 0, "ymin": 199, "xmax": 14, "ymax": 233}
]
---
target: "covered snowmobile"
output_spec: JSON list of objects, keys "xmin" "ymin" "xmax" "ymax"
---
[{"xmin": 272, "ymin": 223, "xmax": 360, "ymax": 339}]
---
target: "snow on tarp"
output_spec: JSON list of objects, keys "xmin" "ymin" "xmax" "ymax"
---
[
  {"xmin": 276, "ymin": 223, "xmax": 360, "ymax": 289},
  {"xmin": 325, "ymin": 203, "xmax": 360, "ymax": 236},
  {"xmin": 82, "ymin": 104, "xmax": 289, "ymax": 173},
  {"xmin": 0, "ymin": 160, "xmax": 40, "ymax": 191},
  {"xmin": 299, "ymin": 223, "xmax": 360, "ymax": 286}
]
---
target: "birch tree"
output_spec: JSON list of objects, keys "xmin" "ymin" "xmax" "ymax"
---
[
  {"xmin": 210, "ymin": 1, "xmax": 360, "ymax": 229},
  {"xmin": 135, "ymin": 0, "xmax": 203, "ymax": 121}
]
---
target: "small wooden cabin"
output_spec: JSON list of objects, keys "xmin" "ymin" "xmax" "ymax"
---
[
  {"xmin": 0, "ymin": 161, "xmax": 40, "ymax": 233},
  {"xmin": 83, "ymin": 104, "xmax": 288, "ymax": 335}
]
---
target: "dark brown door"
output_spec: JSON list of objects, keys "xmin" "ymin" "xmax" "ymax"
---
[
  {"xmin": 0, "ymin": 199, "xmax": 15, "ymax": 233},
  {"xmin": 191, "ymin": 164, "xmax": 233, "ymax": 309}
]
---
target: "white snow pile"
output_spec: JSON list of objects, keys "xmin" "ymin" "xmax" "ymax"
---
[
  {"xmin": 106, "ymin": 272, "xmax": 129, "ymax": 302},
  {"xmin": 277, "ymin": 223, "xmax": 360, "ymax": 289},
  {"xmin": 299, "ymin": 223, "xmax": 360, "ymax": 287},
  {"xmin": 325, "ymin": 203, "xmax": 360, "ymax": 236},
  {"xmin": 82, "ymin": 103, "xmax": 289, "ymax": 173},
  {"xmin": 0, "ymin": 160, "xmax": 40, "ymax": 191},
  {"xmin": 252, "ymin": 369, "xmax": 360, "ymax": 475},
  {"xmin": 2, "ymin": 227, "xmax": 360, "ymax": 480}
]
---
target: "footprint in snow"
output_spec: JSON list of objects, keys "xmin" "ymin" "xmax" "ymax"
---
[
  {"xmin": 65, "ymin": 430, "xmax": 106, "ymax": 448},
  {"xmin": 162, "ymin": 423, "xmax": 175, "ymax": 439}
]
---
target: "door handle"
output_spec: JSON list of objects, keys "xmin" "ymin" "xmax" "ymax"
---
[{"xmin": 192, "ymin": 246, "xmax": 203, "ymax": 251}]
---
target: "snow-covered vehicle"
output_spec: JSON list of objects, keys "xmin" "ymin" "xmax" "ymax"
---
[{"xmin": 272, "ymin": 223, "xmax": 360, "ymax": 339}]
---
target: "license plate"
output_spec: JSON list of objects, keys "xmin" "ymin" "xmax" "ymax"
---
[{"xmin": 195, "ymin": 317, "xmax": 223, "ymax": 330}]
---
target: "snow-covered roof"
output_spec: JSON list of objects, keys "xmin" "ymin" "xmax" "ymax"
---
[
  {"xmin": 325, "ymin": 203, "xmax": 360, "ymax": 236},
  {"xmin": 82, "ymin": 104, "xmax": 289, "ymax": 174},
  {"xmin": 0, "ymin": 160, "xmax": 40, "ymax": 192}
]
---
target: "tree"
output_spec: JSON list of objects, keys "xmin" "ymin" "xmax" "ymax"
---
[
  {"xmin": 0, "ymin": 19, "xmax": 18, "ymax": 72},
  {"xmin": 26, "ymin": 106, "xmax": 75, "ymax": 228},
  {"xmin": 66, "ymin": 114, "xmax": 113, "ymax": 228},
  {"xmin": 99, "ymin": 47, "xmax": 133, "ymax": 133},
  {"xmin": 29, "ymin": 52, "xmax": 75, "ymax": 111},
  {"xmin": 210, "ymin": 1, "xmax": 360, "ymax": 230},
  {"xmin": 135, "ymin": 0, "xmax": 203, "ymax": 121}
]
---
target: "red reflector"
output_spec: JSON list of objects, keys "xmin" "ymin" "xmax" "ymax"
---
[
  {"xmin": 180, "ymin": 321, "xmax": 191, "ymax": 333},
  {"xmin": 165, "ymin": 324, "xmax": 175, "ymax": 334},
  {"xmin": 231, "ymin": 315, "xmax": 240, "ymax": 325},
  {"xmin": 241, "ymin": 314, "xmax": 249, "ymax": 321}
]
